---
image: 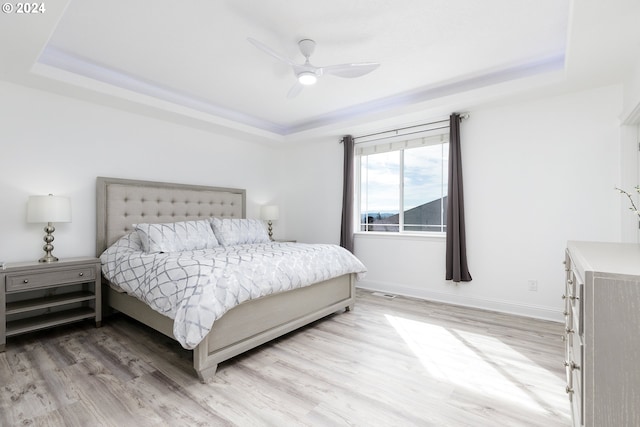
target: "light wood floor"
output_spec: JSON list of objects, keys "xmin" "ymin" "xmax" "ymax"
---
[{"xmin": 0, "ymin": 290, "xmax": 570, "ymax": 426}]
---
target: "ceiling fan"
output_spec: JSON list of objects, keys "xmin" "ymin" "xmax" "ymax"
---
[{"xmin": 247, "ymin": 37, "xmax": 380, "ymax": 98}]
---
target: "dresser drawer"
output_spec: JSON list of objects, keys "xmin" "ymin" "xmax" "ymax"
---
[
  {"xmin": 5, "ymin": 266, "xmax": 96, "ymax": 292},
  {"xmin": 565, "ymin": 312, "xmax": 581, "ymax": 367},
  {"xmin": 567, "ymin": 270, "xmax": 578, "ymax": 301},
  {"xmin": 570, "ymin": 361, "xmax": 583, "ymax": 427},
  {"xmin": 566, "ymin": 270, "xmax": 583, "ymax": 335},
  {"xmin": 573, "ymin": 281, "xmax": 583, "ymax": 336},
  {"xmin": 565, "ymin": 333, "xmax": 583, "ymax": 425},
  {"xmin": 572, "ymin": 342, "xmax": 584, "ymax": 427}
]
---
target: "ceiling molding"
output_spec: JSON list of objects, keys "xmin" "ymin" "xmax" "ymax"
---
[
  {"xmin": 36, "ymin": 45, "xmax": 566, "ymax": 137},
  {"xmin": 38, "ymin": 46, "xmax": 289, "ymax": 135}
]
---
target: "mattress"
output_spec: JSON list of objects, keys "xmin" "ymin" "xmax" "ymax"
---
[{"xmin": 100, "ymin": 231, "xmax": 367, "ymax": 349}]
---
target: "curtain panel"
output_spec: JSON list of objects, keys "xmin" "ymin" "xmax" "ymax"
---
[
  {"xmin": 340, "ymin": 135, "xmax": 355, "ymax": 252},
  {"xmin": 446, "ymin": 113, "xmax": 472, "ymax": 282}
]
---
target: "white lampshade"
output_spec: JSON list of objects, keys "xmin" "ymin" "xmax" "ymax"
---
[
  {"xmin": 260, "ymin": 205, "xmax": 279, "ymax": 221},
  {"xmin": 27, "ymin": 195, "xmax": 72, "ymax": 223}
]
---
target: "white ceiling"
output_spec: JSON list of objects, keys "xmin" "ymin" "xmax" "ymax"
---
[{"xmin": 1, "ymin": 0, "xmax": 639, "ymax": 141}]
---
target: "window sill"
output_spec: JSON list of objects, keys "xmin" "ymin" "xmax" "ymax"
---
[{"xmin": 354, "ymin": 231, "xmax": 446, "ymax": 242}]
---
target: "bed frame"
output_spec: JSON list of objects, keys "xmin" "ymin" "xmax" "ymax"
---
[{"xmin": 96, "ymin": 177, "xmax": 355, "ymax": 382}]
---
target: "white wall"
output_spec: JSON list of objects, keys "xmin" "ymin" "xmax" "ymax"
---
[
  {"xmin": 622, "ymin": 57, "xmax": 640, "ymax": 121},
  {"xmin": 0, "ymin": 79, "xmax": 626, "ymax": 322},
  {"xmin": 282, "ymin": 139, "xmax": 345, "ymax": 244},
  {"xmin": 620, "ymin": 57, "xmax": 640, "ymax": 242},
  {"xmin": 459, "ymin": 84, "xmax": 622, "ymax": 320},
  {"xmin": 286, "ymin": 84, "xmax": 623, "ymax": 321},
  {"xmin": 0, "ymin": 81, "xmax": 284, "ymax": 263},
  {"xmin": 619, "ymin": 123, "xmax": 639, "ymax": 243}
]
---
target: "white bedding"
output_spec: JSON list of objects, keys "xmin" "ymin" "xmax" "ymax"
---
[{"xmin": 100, "ymin": 232, "xmax": 367, "ymax": 349}]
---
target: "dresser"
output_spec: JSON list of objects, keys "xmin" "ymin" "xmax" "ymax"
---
[
  {"xmin": 564, "ymin": 241, "xmax": 640, "ymax": 427},
  {"xmin": 0, "ymin": 257, "xmax": 102, "ymax": 351}
]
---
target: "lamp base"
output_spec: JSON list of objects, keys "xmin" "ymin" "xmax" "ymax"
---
[
  {"xmin": 267, "ymin": 220, "xmax": 274, "ymax": 241},
  {"xmin": 38, "ymin": 222, "xmax": 59, "ymax": 262}
]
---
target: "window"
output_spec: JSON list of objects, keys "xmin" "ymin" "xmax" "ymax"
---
[{"xmin": 357, "ymin": 130, "xmax": 449, "ymax": 233}]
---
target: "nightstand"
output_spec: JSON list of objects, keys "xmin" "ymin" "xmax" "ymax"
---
[{"xmin": 0, "ymin": 257, "xmax": 101, "ymax": 352}]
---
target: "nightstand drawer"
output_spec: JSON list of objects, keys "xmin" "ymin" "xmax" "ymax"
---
[{"xmin": 6, "ymin": 266, "xmax": 96, "ymax": 292}]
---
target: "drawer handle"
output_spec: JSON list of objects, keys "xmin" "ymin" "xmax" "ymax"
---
[
  {"xmin": 565, "ymin": 327, "xmax": 575, "ymax": 334},
  {"xmin": 565, "ymin": 385, "xmax": 574, "ymax": 395},
  {"xmin": 567, "ymin": 279, "xmax": 573, "ymax": 285},
  {"xmin": 562, "ymin": 294, "xmax": 567, "ymax": 300},
  {"xmin": 79, "ymin": 272, "xmax": 84, "ymax": 277},
  {"xmin": 570, "ymin": 295, "xmax": 579, "ymax": 301},
  {"xmin": 23, "ymin": 279, "xmax": 29, "ymax": 284},
  {"xmin": 564, "ymin": 361, "xmax": 580, "ymax": 371},
  {"xmin": 563, "ymin": 311, "xmax": 569, "ymax": 316}
]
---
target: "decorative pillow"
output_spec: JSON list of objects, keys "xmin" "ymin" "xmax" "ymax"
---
[
  {"xmin": 135, "ymin": 219, "xmax": 219, "ymax": 253},
  {"xmin": 210, "ymin": 217, "xmax": 270, "ymax": 246},
  {"xmin": 116, "ymin": 230, "xmax": 144, "ymax": 251}
]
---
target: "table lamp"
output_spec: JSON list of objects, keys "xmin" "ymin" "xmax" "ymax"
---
[
  {"xmin": 260, "ymin": 205, "xmax": 279, "ymax": 241},
  {"xmin": 27, "ymin": 194, "xmax": 71, "ymax": 262}
]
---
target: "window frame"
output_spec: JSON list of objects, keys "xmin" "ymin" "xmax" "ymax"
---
[{"xmin": 354, "ymin": 129, "xmax": 449, "ymax": 236}]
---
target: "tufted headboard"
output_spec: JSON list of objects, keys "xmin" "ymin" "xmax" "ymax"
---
[{"xmin": 96, "ymin": 177, "xmax": 246, "ymax": 256}]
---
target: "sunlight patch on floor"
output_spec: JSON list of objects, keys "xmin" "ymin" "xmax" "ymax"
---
[{"xmin": 385, "ymin": 314, "xmax": 568, "ymax": 419}]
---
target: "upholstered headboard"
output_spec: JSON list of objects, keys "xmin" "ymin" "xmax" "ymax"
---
[{"xmin": 96, "ymin": 177, "xmax": 246, "ymax": 255}]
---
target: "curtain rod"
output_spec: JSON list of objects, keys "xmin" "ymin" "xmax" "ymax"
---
[
  {"xmin": 343, "ymin": 113, "xmax": 469, "ymax": 143},
  {"xmin": 355, "ymin": 125, "xmax": 450, "ymax": 144}
]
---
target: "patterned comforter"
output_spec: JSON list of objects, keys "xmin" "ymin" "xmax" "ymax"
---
[{"xmin": 100, "ymin": 232, "xmax": 367, "ymax": 349}]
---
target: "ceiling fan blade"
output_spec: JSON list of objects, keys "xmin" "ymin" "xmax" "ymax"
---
[
  {"xmin": 322, "ymin": 63, "xmax": 380, "ymax": 78},
  {"xmin": 247, "ymin": 37, "xmax": 296, "ymax": 66},
  {"xmin": 287, "ymin": 82, "xmax": 304, "ymax": 98}
]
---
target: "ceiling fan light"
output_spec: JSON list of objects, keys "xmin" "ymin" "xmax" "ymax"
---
[{"xmin": 298, "ymin": 72, "xmax": 317, "ymax": 85}]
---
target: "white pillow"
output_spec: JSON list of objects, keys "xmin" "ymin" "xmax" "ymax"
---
[
  {"xmin": 210, "ymin": 217, "xmax": 270, "ymax": 246},
  {"xmin": 135, "ymin": 219, "xmax": 219, "ymax": 253}
]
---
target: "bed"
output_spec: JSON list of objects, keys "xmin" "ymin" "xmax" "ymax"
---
[{"xmin": 96, "ymin": 176, "xmax": 364, "ymax": 382}]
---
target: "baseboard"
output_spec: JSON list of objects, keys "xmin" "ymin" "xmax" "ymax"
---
[{"xmin": 357, "ymin": 280, "xmax": 563, "ymax": 323}]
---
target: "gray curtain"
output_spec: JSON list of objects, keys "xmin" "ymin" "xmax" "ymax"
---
[
  {"xmin": 340, "ymin": 135, "xmax": 354, "ymax": 252},
  {"xmin": 446, "ymin": 113, "xmax": 472, "ymax": 282}
]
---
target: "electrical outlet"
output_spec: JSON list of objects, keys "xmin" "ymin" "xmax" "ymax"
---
[{"xmin": 528, "ymin": 280, "xmax": 538, "ymax": 292}]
